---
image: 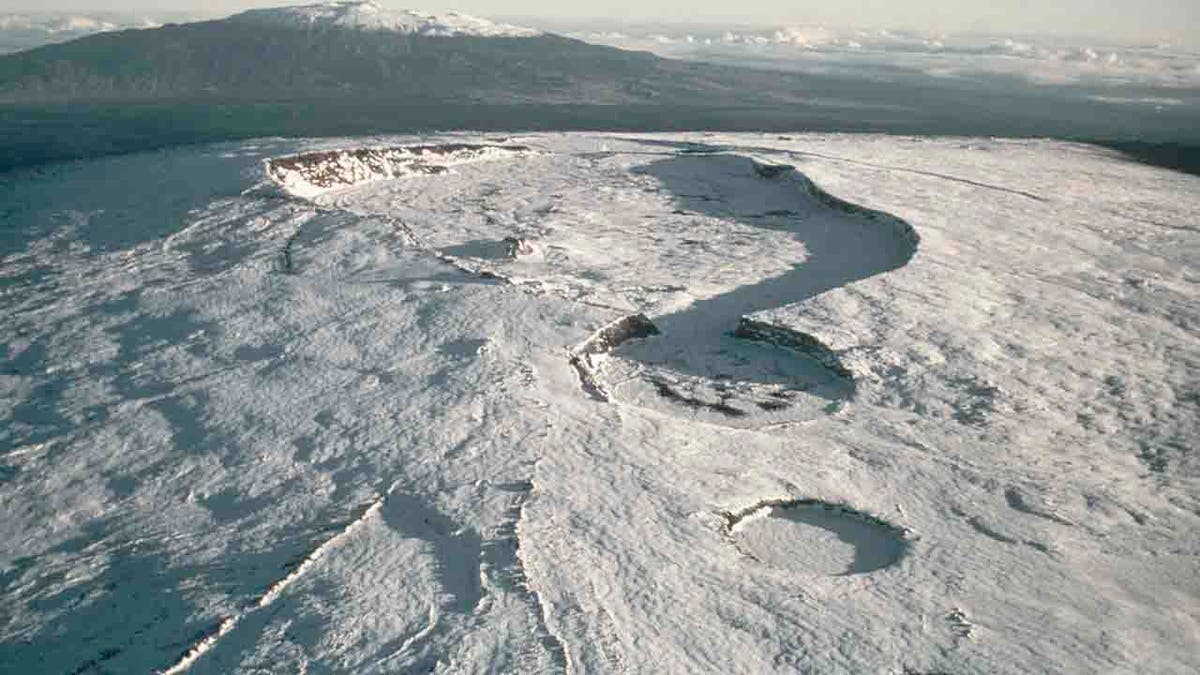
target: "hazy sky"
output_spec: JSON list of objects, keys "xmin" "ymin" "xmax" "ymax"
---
[{"xmin": 9, "ymin": 1, "xmax": 1199, "ymax": 43}]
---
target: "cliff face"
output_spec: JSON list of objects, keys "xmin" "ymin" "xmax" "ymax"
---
[{"xmin": 264, "ymin": 144, "xmax": 531, "ymax": 198}]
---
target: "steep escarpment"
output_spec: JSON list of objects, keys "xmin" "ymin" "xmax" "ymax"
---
[{"xmin": 265, "ymin": 144, "xmax": 531, "ymax": 198}]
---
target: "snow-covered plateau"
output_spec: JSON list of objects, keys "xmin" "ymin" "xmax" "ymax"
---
[
  {"xmin": 1, "ymin": 133, "xmax": 1197, "ymax": 673},
  {"xmin": 229, "ymin": 2, "xmax": 541, "ymax": 38}
]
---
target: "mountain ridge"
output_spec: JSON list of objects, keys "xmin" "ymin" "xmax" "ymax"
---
[
  {"xmin": 1, "ymin": 2, "xmax": 1197, "ymax": 174},
  {"xmin": 227, "ymin": 1, "xmax": 542, "ymax": 38},
  {"xmin": 0, "ymin": 3, "xmax": 789, "ymax": 106}
]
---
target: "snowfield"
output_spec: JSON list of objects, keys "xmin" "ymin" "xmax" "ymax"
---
[
  {"xmin": 1, "ymin": 133, "xmax": 1198, "ymax": 673},
  {"xmin": 229, "ymin": 2, "xmax": 542, "ymax": 38}
]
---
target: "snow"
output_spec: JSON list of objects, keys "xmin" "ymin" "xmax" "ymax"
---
[
  {"xmin": 265, "ymin": 143, "xmax": 536, "ymax": 199},
  {"xmin": 727, "ymin": 501, "xmax": 906, "ymax": 576},
  {"xmin": 1, "ymin": 132, "xmax": 1198, "ymax": 673},
  {"xmin": 229, "ymin": 2, "xmax": 541, "ymax": 38}
]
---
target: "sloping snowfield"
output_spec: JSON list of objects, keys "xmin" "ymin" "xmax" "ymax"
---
[{"xmin": 1, "ymin": 133, "xmax": 1197, "ymax": 673}]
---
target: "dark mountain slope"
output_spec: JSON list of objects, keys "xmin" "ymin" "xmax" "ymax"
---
[
  {"xmin": 0, "ymin": 4, "xmax": 1196, "ymax": 174},
  {"xmin": 0, "ymin": 19, "xmax": 792, "ymax": 106}
]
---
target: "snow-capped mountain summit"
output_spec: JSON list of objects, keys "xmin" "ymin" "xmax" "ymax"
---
[
  {"xmin": 229, "ymin": 1, "xmax": 541, "ymax": 37},
  {"xmin": 0, "ymin": 1, "xmax": 776, "ymax": 115}
]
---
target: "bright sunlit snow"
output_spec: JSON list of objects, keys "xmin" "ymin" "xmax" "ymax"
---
[
  {"xmin": 229, "ymin": 2, "xmax": 541, "ymax": 38},
  {"xmin": 1, "ymin": 133, "xmax": 1197, "ymax": 673}
]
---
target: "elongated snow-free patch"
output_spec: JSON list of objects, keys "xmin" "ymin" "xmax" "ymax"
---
[{"xmin": 725, "ymin": 500, "xmax": 907, "ymax": 576}]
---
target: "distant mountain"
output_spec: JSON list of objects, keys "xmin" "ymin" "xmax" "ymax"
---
[
  {"xmin": 1, "ymin": 2, "xmax": 1197, "ymax": 174},
  {"xmin": 0, "ymin": 1, "xmax": 803, "ymax": 106},
  {"xmin": 228, "ymin": 2, "xmax": 541, "ymax": 37}
]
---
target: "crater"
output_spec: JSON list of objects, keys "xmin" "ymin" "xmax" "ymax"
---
[
  {"xmin": 568, "ymin": 313, "xmax": 660, "ymax": 401},
  {"xmin": 598, "ymin": 332, "xmax": 853, "ymax": 428},
  {"xmin": 591, "ymin": 154, "xmax": 916, "ymax": 427},
  {"xmin": 725, "ymin": 500, "xmax": 907, "ymax": 576}
]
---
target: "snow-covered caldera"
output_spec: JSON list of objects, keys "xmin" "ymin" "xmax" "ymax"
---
[
  {"xmin": 230, "ymin": 1, "xmax": 541, "ymax": 38},
  {"xmin": 1, "ymin": 133, "xmax": 1198, "ymax": 673}
]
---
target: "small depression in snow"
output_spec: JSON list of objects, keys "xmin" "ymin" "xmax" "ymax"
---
[{"xmin": 729, "ymin": 501, "xmax": 906, "ymax": 576}]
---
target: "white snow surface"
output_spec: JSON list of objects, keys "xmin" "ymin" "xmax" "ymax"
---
[
  {"xmin": 1, "ymin": 132, "xmax": 1198, "ymax": 674},
  {"xmin": 265, "ymin": 143, "xmax": 536, "ymax": 199},
  {"xmin": 230, "ymin": 1, "xmax": 541, "ymax": 38}
]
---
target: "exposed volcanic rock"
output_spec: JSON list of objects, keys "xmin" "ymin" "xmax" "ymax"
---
[
  {"xmin": 569, "ymin": 314, "xmax": 661, "ymax": 401},
  {"xmin": 733, "ymin": 317, "xmax": 855, "ymax": 382},
  {"xmin": 503, "ymin": 237, "xmax": 535, "ymax": 258},
  {"xmin": 576, "ymin": 313, "xmax": 661, "ymax": 356},
  {"xmin": 265, "ymin": 143, "xmax": 531, "ymax": 198}
]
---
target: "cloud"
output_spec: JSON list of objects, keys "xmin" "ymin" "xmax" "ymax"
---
[{"xmin": 573, "ymin": 23, "xmax": 1200, "ymax": 89}]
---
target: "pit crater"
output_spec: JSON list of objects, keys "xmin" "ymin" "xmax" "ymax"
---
[{"xmin": 724, "ymin": 499, "xmax": 907, "ymax": 576}]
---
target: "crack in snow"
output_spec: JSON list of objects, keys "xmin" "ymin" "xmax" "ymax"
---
[
  {"xmin": 510, "ymin": 480, "xmax": 572, "ymax": 674},
  {"xmin": 160, "ymin": 497, "xmax": 387, "ymax": 674},
  {"xmin": 707, "ymin": 142, "xmax": 1051, "ymax": 203}
]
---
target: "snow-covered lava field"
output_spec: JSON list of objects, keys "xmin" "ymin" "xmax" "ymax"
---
[{"xmin": 2, "ymin": 132, "xmax": 1198, "ymax": 673}]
